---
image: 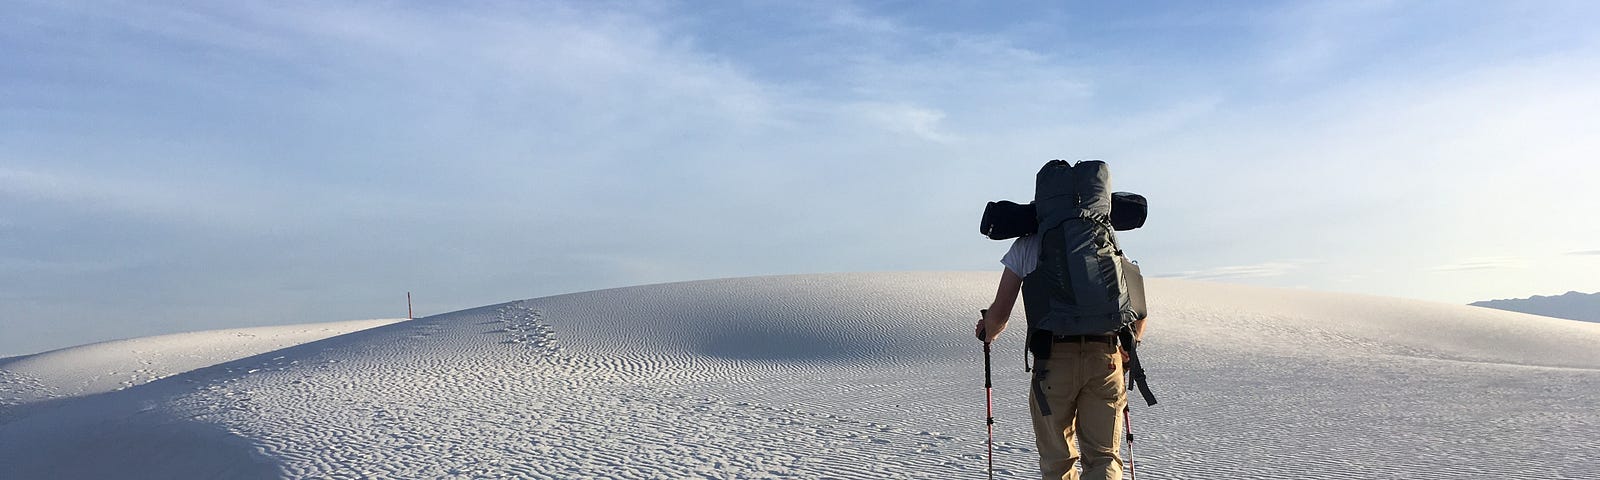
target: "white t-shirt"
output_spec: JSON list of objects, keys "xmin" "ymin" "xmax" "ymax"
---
[{"xmin": 1001, "ymin": 235, "xmax": 1041, "ymax": 277}]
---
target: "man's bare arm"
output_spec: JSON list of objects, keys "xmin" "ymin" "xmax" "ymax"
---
[{"xmin": 975, "ymin": 268, "xmax": 1023, "ymax": 343}]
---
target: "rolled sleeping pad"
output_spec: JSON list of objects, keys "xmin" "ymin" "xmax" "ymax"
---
[
  {"xmin": 979, "ymin": 200, "xmax": 1037, "ymax": 240},
  {"xmin": 979, "ymin": 192, "xmax": 1148, "ymax": 240},
  {"xmin": 1110, "ymin": 192, "xmax": 1148, "ymax": 231}
]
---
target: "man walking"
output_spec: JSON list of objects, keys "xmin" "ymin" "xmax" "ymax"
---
[{"xmin": 974, "ymin": 160, "xmax": 1149, "ymax": 480}]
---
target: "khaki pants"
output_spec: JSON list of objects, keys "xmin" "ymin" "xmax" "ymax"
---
[{"xmin": 1029, "ymin": 341, "xmax": 1126, "ymax": 480}]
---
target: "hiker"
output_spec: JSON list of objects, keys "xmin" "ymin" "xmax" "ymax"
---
[{"xmin": 974, "ymin": 160, "xmax": 1150, "ymax": 480}]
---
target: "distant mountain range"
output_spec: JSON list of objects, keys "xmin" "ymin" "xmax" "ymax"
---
[{"xmin": 1471, "ymin": 291, "xmax": 1600, "ymax": 323}]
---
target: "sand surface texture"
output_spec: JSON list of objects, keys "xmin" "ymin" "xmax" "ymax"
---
[{"xmin": 2, "ymin": 272, "xmax": 1597, "ymax": 479}]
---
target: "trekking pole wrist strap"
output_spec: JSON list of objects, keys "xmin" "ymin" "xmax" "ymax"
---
[{"xmin": 1118, "ymin": 328, "xmax": 1158, "ymax": 406}]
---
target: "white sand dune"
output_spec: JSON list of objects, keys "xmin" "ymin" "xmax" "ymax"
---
[
  {"xmin": 1, "ymin": 272, "xmax": 1597, "ymax": 479},
  {"xmin": 0, "ymin": 319, "xmax": 403, "ymax": 408}
]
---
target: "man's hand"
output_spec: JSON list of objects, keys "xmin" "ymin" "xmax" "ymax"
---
[{"xmin": 975, "ymin": 309, "xmax": 1007, "ymax": 343}]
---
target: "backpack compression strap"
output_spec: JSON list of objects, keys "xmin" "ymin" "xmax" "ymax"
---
[{"xmin": 1118, "ymin": 327, "xmax": 1158, "ymax": 406}]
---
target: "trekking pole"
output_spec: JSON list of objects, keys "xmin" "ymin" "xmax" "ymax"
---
[
  {"xmin": 978, "ymin": 309, "xmax": 994, "ymax": 480},
  {"xmin": 1123, "ymin": 382, "xmax": 1139, "ymax": 480}
]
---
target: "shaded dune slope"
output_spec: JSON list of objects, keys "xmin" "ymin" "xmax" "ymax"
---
[{"xmin": 2, "ymin": 273, "xmax": 1597, "ymax": 479}]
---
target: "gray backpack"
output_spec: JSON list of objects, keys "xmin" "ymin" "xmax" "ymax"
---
[
  {"xmin": 1019, "ymin": 160, "xmax": 1156, "ymax": 406},
  {"xmin": 1021, "ymin": 160, "xmax": 1139, "ymax": 336}
]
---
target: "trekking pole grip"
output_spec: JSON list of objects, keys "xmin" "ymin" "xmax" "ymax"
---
[
  {"xmin": 978, "ymin": 309, "xmax": 992, "ymax": 385},
  {"xmin": 977, "ymin": 309, "xmax": 989, "ymax": 341}
]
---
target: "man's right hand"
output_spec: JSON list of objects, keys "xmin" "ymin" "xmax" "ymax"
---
[{"xmin": 975, "ymin": 309, "xmax": 1006, "ymax": 343}]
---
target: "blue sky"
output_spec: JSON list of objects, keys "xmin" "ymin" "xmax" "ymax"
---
[{"xmin": 4, "ymin": 0, "xmax": 1599, "ymax": 355}]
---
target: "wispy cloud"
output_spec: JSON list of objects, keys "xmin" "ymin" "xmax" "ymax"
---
[
  {"xmin": 851, "ymin": 102, "xmax": 959, "ymax": 142},
  {"xmin": 1567, "ymin": 250, "xmax": 1600, "ymax": 256},
  {"xmin": 0, "ymin": 257, "xmax": 134, "ymax": 275},
  {"xmin": 1157, "ymin": 261, "xmax": 1306, "ymax": 280},
  {"xmin": 0, "ymin": 165, "xmax": 324, "ymax": 233},
  {"xmin": 1260, "ymin": 0, "xmax": 1404, "ymax": 80},
  {"xmin": 1, "ymin": 167, "xmax": 193, "ymax": 219},
  {"xmin": 1429, "ymin": 257, "xmax": 1531, "ymax": 272}
]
